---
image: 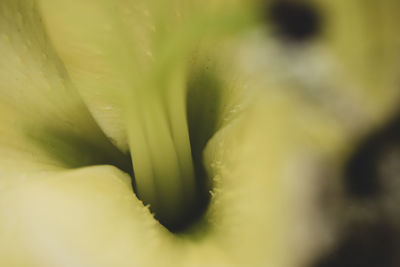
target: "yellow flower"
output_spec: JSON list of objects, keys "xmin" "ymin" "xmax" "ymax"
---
[{"xmin": 0, "ymin": 0, "xmax": 399, "ymax": 266}]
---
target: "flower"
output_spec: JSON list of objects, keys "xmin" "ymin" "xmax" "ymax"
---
[{"xmin": 1, "ymin": 0, "xmax": 399, "ymax": 266}]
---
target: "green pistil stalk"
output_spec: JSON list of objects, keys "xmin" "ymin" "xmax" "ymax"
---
[
  {"xmin": 126, "ymin": 65, "xmax": 195, "ymax": 226},
  {"xmin": 120, "ymin": 5, "xmax": 256, "ymax": 226}
]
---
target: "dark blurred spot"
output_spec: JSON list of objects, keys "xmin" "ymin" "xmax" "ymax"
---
[
  {"xmin": 313, "ymin": 222, "xmax": 398, "ymax": 267},
  {"xmin": 345, "ymin": 114, "xmax": 400, "ymax": 198},
  {"xmin": 264, "ymin": 0, "xmax": 322, "ymax": 42}
]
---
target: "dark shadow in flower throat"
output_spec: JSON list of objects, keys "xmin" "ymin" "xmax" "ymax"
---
[{"xmin": 25, "ymin": 119, "xmax": 134, "ymax": 182}]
